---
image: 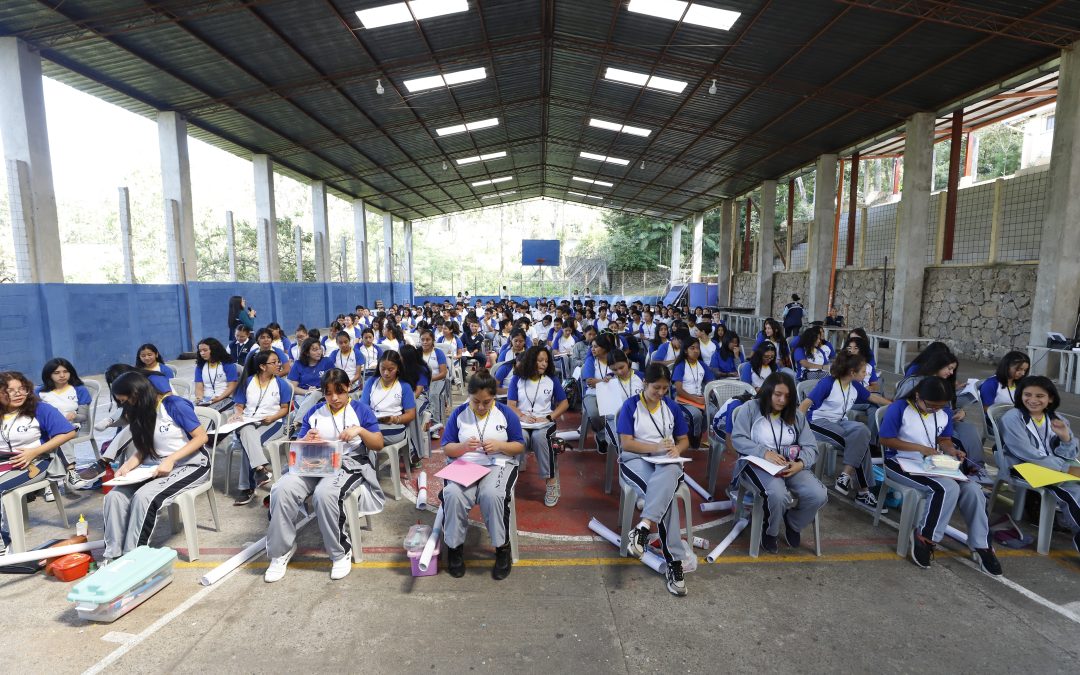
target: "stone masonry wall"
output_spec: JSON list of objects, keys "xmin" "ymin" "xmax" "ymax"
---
[
  {"xmin": 731, "ymin": 272, "xmax": 758, "ymax": 309},
  {"xmin": 771, "ymin": 271, "xmax": 809, "ymax": 318},
  {"xmin": 833, "ymin": 268, "xmax": 894, "ymax": 333},
  {"xmin": 919, "ymin": 264, "xmax": 1036, "ymax": 363}
]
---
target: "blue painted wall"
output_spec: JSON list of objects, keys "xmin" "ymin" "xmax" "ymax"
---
[
  {"xmin": 413, "ymin": 295, "xmax": 662, "ymax": 306},
  {"xmin": 0, "ymin": 281, "xmax": 412, "ymax": 379}
]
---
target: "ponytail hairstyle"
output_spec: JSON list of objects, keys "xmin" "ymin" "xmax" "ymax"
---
[
  {"xmin": 244, "ymin": 349, "xmax": 277, "ymax": 381},
  {"xmin": 467, "ymin": 368, "xmax": 499, "ymax": 396},
  {"xmin": 829, "ymin": 351, "xmax": 867, "ymax": 379},
  {"xmin": 643, "ymin": 363, "xmax": 672, "ymax": 385},
  {"xmin": 904, "ymin": 376, "xmax": 951, "ymax": 408},
  {"xmin": 398, "ymin": 344, "xmax": 429, "ymax": 387},
  {"xmin": 110, "ymin": 371, "xmax": 163, "ymax": 460}
]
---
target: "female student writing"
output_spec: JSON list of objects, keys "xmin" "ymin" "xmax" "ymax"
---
[
  {"xmin": 799, "ymin": 352, "xmax": 891, "ymax": 511},
  {"xmin": 671, "ymin": 338, "xmax": 714, "ymax": 449},
  {"xmin": 360, "ymin": 351, "xmax": 417, "ymax": 452},
  {"xmin": 508, "ymin": 347, "xmax": 569, "ymax": 507},
  {"xmin": 136, "ymin": 344, "xmax": 176, "ymax": 380},
  {"xmin": 895, "ymin": 350, "xmax": 986, "ymax": 468},
  {"xmin": 731, "ymin": 372, "xmax": 826, "ymax": 554},
  {"xmin": 581, "ymin": 334, "xmax": 617, "ymax": 455},
  {"xmin": 264, "ymin": 369, "xmax": 386, "ymax": 582},
  {"xmin": 998, "ymin": 376, "xmax": 1080, "ymax": 554},
  {"xmin": 616, "ymin": 364, "xmax": 691, "ymax": 596},
  {"xmin": 878, "ymin": 377, "xmax": 1001, "ymax": 574},
  {"xmin": 0, "ymin": 372, "xmax": 76, "ymax": 553},
  {"xmin": 229, "ymin": 350, "xmax": 292, "ymax": 506},
  {"xmin": 193, "ymin": 338, "xmax": 239, "ymax": 413},
  {"xmin": 101, "ymin": 371, "xmax": 209, "ymax": 560},
  {"xmin": 440, "ymin": 369, "xmax": 526, "ymax": 580},
  {"xmin": 600, "ymin": 350, "xmax": 645, "ymax": 450},
  {"xmin": 37, "ymin": 357, "xmax": 92, "ymax": 489}
]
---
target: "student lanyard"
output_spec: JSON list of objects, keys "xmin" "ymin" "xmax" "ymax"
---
[
  {"xmin": 524, "ymin": 377, "xmax": 543, "ymax": 412},
  {"xmin": 206, "ymin": 364, "xmax": 220, "ymax": 392},
  {"xmin": 1005, "ymin": 385, "xmax": 1015, "ymax": 403},
  {"xmin": 253, "ymin": 377, "xmax": 274, "ymax": 412},
  {"xmin": 837, "ymin": 381, "xmax": 853, "ymax": 418},
  {"xmin": 328, "ymin": 405, "xmax": 348, "ymax": 437},
  {"xmin": 338, "ymin": 351, "xmax": 353, "ymax": 371},
  {"xmin": 766, "ymin": 413, "xmax": 789, "ymax": 454},
  {"xmin": 1028, "ymin": 416, "xmax": 1051, "ymax": 454},
  {"xmin": 639, "ymin": 394, "xmax": 669, "ymax": 440},
  {"xmin": 685, "ymin": 360, "xmax": 701, "ymax": 387},
  {"xmin": 915, "ymin": 405, "xmax": 940, "ymax": 450},
  {"xmin": 362, "ymin": 346, "xmax": 376, "ymax": 365},
  {"xmin": 1, "ymin": 412, "xmax": 18, "ymax": 452},
  {"xmin": 596, "ymin": 361, "xmax": 610, "ymax": 380},
  {"xmin": 471, "ymin": 406, "xmax": 492, "ymax": 445},
  {"xmin": 617, "ymin": 376, "xmax": 635, "ymax": 399},
  {"xmin": 371, "ymin": 379, "xmax": 398, "ymax": 414}
]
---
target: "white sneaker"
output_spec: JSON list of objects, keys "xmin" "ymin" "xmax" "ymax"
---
[
  {"xmin": 43, "ymin": 486, "xmax": 56, "ymax": 503},
  {"xmin": 330, "ymin": 551, "xmax": 353, "ymax": 580},
  {"xmin": 264, "ymin": 544, "xmax": 296, "ymax": 583}
]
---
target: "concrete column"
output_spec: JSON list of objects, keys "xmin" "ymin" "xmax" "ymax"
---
[
  {"xmin": 404, "ymin": 219, "xmax": 414, "ymax": 283},
  {"xmin": 383, "ymin": 212, "xmax": 394, "ymax": 284},
  {"xmin": 1032, "ymin": 40, "xmax": 1080, "ymax": 355},
  {"xmin": 225, "ymin": 211, "xmax": 237, "ymax": 281},
  {"xmin": 690, "ymin": 212, "xmax": 704, "ymax": 282},
  {"xmin": 253, "ymin": 154, "xmax": 279, "ymax": 282},
  {"xmin": 118, "ymin": 187, "xmax": 134, "ymax": 283},
  {"xmin": 311, "ymin": 180, "xmax": 329, "ymax": 282},
  {"xmin": 717, "ymin": 199, "xmax": 733, "ymax": 306},
  {"xmin": 353, "ymin": 200, "xmax": 369, "ymax": 282},
  {"xmin": 0, "ymin": 38, "xmax": 62, "ymax": 282},
  {"xmin": 756, "ymin": 180, "xmax": 777, "ymax": 317},
  {"xmin": 670, "ymin": 220, "xmax": 683, "ymax": 285},
  {"xmin": 889, "ymin": 112, "xmax": 935, "ymax": 337},
  {"xmin": 158, "ymin": 111, "xmax": 196, "ymax": 282},
  {"xmin": 807, "ymin": 154, "xmax": 838, "ymax": 322},
  {"xmin": 294, "ymin": 224, "xmax": 304, "ymax": 282}
]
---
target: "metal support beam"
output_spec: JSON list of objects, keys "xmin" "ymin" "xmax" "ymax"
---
[
  {"xmin": 845, "ymin": 152, "xmax": 859, "ymax": 266},
  {"xmin": 942, "ymin": 111, "xmax": 964, "ymax": 261}
]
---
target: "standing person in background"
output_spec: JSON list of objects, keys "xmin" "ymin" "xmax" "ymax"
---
[
  {"xmin": 782, "ymin": 294, "xmax": 804, "ymax": 338},
  {"xmin": 228, "ymin": 295, "xmax": 256, "ymax": 334},
  {"xmin": 230, "ymin": 325, "xmax": 256, "ymax": 365},
  {"xmin": 500, "ymin": 285, "xmax": 510, "ymax": 301}
]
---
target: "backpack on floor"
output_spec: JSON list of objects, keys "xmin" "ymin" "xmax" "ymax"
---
[{"xmin": 563, "ymin": 378, "xmax": 580, "ymax": 411}]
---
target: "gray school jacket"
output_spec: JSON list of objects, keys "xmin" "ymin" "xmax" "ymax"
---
[
  {"xmin": 731, "ymin": 403, "xmax": 819, "ymax": 470},
  {"xmin": 998, "ymin": 407, "xmax": 1079, "ymax": 473}
]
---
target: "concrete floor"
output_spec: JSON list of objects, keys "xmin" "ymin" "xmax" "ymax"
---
[{"xmin": 4, "ymin": 346, "xmax": 1080, "ymax": 674}]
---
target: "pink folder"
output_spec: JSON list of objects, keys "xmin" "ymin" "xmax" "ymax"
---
[{"xmin": 435, "ymin": 459, "xmax": 492, "ymax": 487}]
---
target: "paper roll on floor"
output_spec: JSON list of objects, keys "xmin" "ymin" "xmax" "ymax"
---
[
  {"xmin": 682, "ymin": 474, "xmax": 711, "ymax": 501},
  {"xmin": 199, "ymin": 513, "xmax": 314, "ymax": 586},
  {"xmin": 0, "ymin": 540, "xmax": 104, "ymax": 568},
  {"xmin": 706, "ymin": 518, "xmax": 748, "ymax": 563},
  {"xmin": 587, "ymin": 517, "xmax": 664, "ymax": 574},
  {"xmin": 700, "ymin": 500, "xmax": 733, "ymax": 513},
  {"xmin": 417, "ymin": 506, "xmax": 445, "ymax": 572}
]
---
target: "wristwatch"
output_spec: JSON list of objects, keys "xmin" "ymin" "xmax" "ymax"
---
[{"xmin": 546, "ymin": 414, "xmax": 553, "ymax": 421}]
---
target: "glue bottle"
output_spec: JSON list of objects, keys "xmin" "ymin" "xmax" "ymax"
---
[{"xmin": 76, "ymin": 513, "xmax": 88, "ymax": 537}]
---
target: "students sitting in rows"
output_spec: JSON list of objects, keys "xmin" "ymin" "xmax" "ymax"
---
[
  {"xmin": 714, "ymin": 333, "xmax": 745, "ymax": 379},
  {"xmin": 326, "ymin": 331, "xmax": 363, "ymax": 393},
  {"xmin": 896, "ymin": 349, "xmax": 985, "ymax": 469},
  {"xmin": 581, "ymin": 334, "xmax": 618, "ymax": 454},
  {"xmin": 601, "ymin": 350, "xmax": 645, "ymax": 451},
  {"xmin": 399, "ymin": 345, "xmax": 431, "ymax": 467},
  {"xmin": 37, "ymin": 357, "xmax": 92, "ymax": 493},
  {"xmin": 246, "ymin": 328, "xmax": 290, "ymax": 377},
  {"xmin": 651, "ymin": 328, "xmax": 682, "ymax": 367},
  {"xmin": 360, "ymin": 351, "xmax": 417, "ymax": 457},
  {"xmin": 230, "ymin": 350, "xmax": 292, "ymax": 506},
  {"xmin": 440, "ymin": 369, "xmax": 525, "ymax": 580},
  {"xmin": 508, "ymin": 346, "xmax": 569, "ymax": 507},
  {"xmin": 461, "ymin": 318, "xmax": 486, "ymax": 383},
  {"xmin": 420, "ymin": 330, "xmax": 449, "ymax": 433},
  {"xmin": 878, "ymin": 377, "xmax": 1001, "ymax": 575},
  {"xmin": 381, "ymin": 323, "xmax": 404, "ymax": 354},
  {"xmin": 672, "ymin": 338, "xmax": 713, "ymax": 449},
  {"xmin": 800, "ymin": 352, "xmax": 891, "ymax": 510},
  {"xmin": 437, "ymin": 321, "xmax": 464, "ymax": 355},
  {"xmin": 136, "ymin": 343, "xmax": 175, "ymax": 380},
  {"xmin": 551, "ymin": 319, "xmax": 578, "ymax": 380},
  {"xmin": 903, "ymin": 341, "xmax": 951, "ymax": 377},
  {"xmin": 794, "ymin": 327, "xmax": 829, "ymax": 381},
  {"xmin": 267, "ymin": 322, "xmax": 293, "ymax": 359},
  {"xmin": 102, "ymin": 371, "xmax": 209, "ymax": 560},
  {"xmin": 356, "ymin": 328, "xmax": 382, "ymax": 382},
  {"xmin": 193, "ymin": 337, "xmax": 238, "ymax": 413},
  {"xmin": 230, "ymin": 324, "xmax": 256, "ymax": 365},
  {"xmin": 998, "ymin": 376, "xmax": 1080, "ymax": 554},
  {"xmin": 288, "ymin": 337, "xmax": 334, "ymax": 425},
  {"xmin": 617, "ymin": 364, "xmax": 691, "ymax": 597},
  {"xmin": 980, "ymin": 351, "xmax": 1030, "ymax": 409},
  {"xmin": 844, "ymin": 337, "xmax": 881, "ymax": 393},
  {"xmin": 754, "ymin": 318, "xmax": 793, "ymax": 371},
  {"xmin": 740, "ymin": 343, "xmax": 777, "ymax": 390},
  {"xmin": 845, "ymin": 328, "xmax": 876, "ymax": 368},
  {"xmin": 732, "ymin": 372, "xmax": 826, "ymax": 554},
  {"xmin": 289, "ymin": 325, "xmax": 309, "ymax": 361},
  {"xmin": 265, "ymin": 369, "xmax": 386, "ymax": 582}
]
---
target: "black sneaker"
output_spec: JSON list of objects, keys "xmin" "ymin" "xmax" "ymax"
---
[
  {"xmin": 911, "ymin": 535, "xmax": 935, "ymax": 569},
  {"xmin": 626, "ymin": 525, "xmax": 649, "ymax": 558},
  {"xmin": 761, "ymin": 533, "xmax": 779, "ymax": 554},
  {"xmin": 665, "ymin": 560, "xmax": 687, "ymax": 596},
  {"xmin": 783, "ymin": 515, "xmax": 801, "ymax": 548},
  {"xmin": 447, "ymin": 545, "xmax": 466, "ymax": 578},
  {"xmin": 233, "ymin": 489, "xmax": 255, "ymax": 506},
  {"xmin": 254, "ymin": 467, "xmax": 273, "ymax": 489},
  {"xmin": 597, "ymin": 439, "xmax": 608, "ymax": 455},
  {"xmin": 973, "ymin": 547, "xmax": 1003, "ymax": 576},
  {"xmin": 492, "ymin": 544, "xmax": 512, "ymax": 580}
]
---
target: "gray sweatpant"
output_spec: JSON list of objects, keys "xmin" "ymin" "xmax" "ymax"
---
[
  {"xmin": 441, "ymin": 462, "xmax": 518, "ymax": 549},
  {"xmin": 524, "ymin": 424, "xmax": 558, "ymax": 480},
  {"xmin": 886, "ymin": 457, "xmax": 990, "ymax": 548},
  {"xmin": 266, "ymin": 454, "xmax": 385, "ymax": 560},
  {"xmin": 428, "ymin": 378, "xmax": 449, "ymax": 425},
  {"xmin": 739, "ymin": 463, "xmax": 828, "ymax": 537},
  {"xmin": 810, "ymin": 418, "xmax": 874, "ymax": 489},
  {"xmin": 619, "ymin": 454, "xmax": 684, "ymax": 565},
  {"xmin": 102, "ymin": 455, "xmax": 211, "ymax": 559},
  {"xmin": 233, "ymin": 420, "xmax": 283, "ymax": 490}
]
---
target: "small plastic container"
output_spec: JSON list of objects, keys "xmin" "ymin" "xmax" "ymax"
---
[
  {"xmin": 288, "ymin": 440, "xmax": 343, "ymax": 477},
  {"xmin": 67, "ymin": 546, "xmax": 177, "ymax": 623},
  {"xmin": 407, "ymin": 544, "xmax": 440, "ymax": 577},
  {"xmin": 52, "ymin": 553, "xmax": 92, "ymax": 582}
]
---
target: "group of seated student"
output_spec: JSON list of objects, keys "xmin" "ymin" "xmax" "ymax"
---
[{"xmin": 12, "ymin": 295, "xmax": 1080, "ymax": 597}]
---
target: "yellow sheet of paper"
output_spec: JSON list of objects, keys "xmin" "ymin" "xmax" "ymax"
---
[{"xmin": 1013, "ymin": 462, "xmax": 1080, "ymax": 489}]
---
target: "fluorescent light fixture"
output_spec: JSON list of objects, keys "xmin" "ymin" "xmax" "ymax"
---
[
  {"xmin": 403, "ymin": 66, "xmax": 486, "ymax": 93},
  {"xmin": 435, "ymin": 117, "xmax": 499, "ymax": 137},
  {"xmin": 604, "ymin": 67, "xmax": 687, "ymax": 94},
  {"xmin": 356, "ymin": 0, "xmax": 468, "ymax": 29},
  {"xmin": 588, "ymin": 117, "xmax": 652, "ymax": 137},
  {"xmin": 572, "ymin": 176, "xmax": 614, "ymax": 188},
  {"xmin": 456, "ymin": 150, "xmax": 507, "ymax": 166},
  {"xmin": 481, "ymin": 190, "xmax": 517, "ymax": 200},
  {"xmin": 580, "ymin": 151, "xmax": 630, "ymax": 166},
  {"xmin": 627, "ymin": 1, "xmax": 740, "ymax": 31},
  {"xmin": 471, "ymin": 176, "xmax": 513, "ymax": 187},
  {"xmin": 568, "ymin": 191, "xmax": 603, "ymax": 201}
]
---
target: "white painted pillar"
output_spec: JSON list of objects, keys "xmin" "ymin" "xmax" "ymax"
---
[
  {"xmin": 717, "ymin": 200, "xmax": 733, "ymax": 306},
  {"xmin": 807, "ymin": 154, "xmax": 838, "ymax": 322},
  {"xmin": 294, "ymin": 224, "xmax": 304, "ymax": 282},
  {"xmin": 158, "ymin": 111, "xmax": 196, "ymax": 282},
  {"xmin": 353, "ymin": 200, "xmax": 369, "ymax": 283},
  {"xmin": 118, "ymin": 187, "xmax": 134, "ymax": 283},
  {"xmin": 0, "ymin": 38, "xmax": 62, "ymax": 282},
  {"xmin": 253, "ymin": 154, "xmax": 279, "ymax": 282},
  {"xmin": 225, "ymin": 211, "xmax": 237, "ymax": 281},
  {"xmin": 311, "ymin": 180, "xmax": 330, "ymax": 282},
  {"xmin": 1031, "ymin": 39, "xmax": 1080, "ymax": 354},
  {"xmin": 670, "ymin": 220, "xmax": 683, "ymax": 285},
  {"xmin": 690, "ymin": 212, "xmax": 704, "ymax": 282},
  {"xmin": 756, "ymin": 180, "xmax": 777, "ymax": 317},
  {"xmin": 890, "ymin": 112, "xmax": 935, "ymax": 337},
  {"xmin": 383, "ymin": 212, "xmax": 394, "ymax": 284},
  {"xmin": 404, "ymin": 219, "xmax": 414, "ymax": 283}
]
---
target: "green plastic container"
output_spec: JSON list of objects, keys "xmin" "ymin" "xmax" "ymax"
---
[{"xmin": 67, "ymin": 546, "xmax": 177, "ymax": 623}]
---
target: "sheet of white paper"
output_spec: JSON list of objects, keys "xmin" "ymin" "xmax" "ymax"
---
[
  {"xmin": 596, "ymin": 379, "xmax": 624, "ymax": 417},
  {"xmin": 213, "ymin": 418, "xmax": 263, "ymax": 435},
  {"xmin": 896, "ymin": 457, "xmax": 969, "ymax": 481},
  {"xmin": 742, "ymin": 455, "xmax": 786, "ymax": 475},
  {"xmin": 520, "ymin": 420, "xmax": 553, "ymax": 430},
  {"xmin": 102, "ymin": 466, "xmax": 158, "ymax": 486},
  {"xmin": 642, "ymin": 455, "xmax": 691, "ymax": 465}
]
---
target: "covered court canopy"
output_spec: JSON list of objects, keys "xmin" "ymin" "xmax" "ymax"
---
[{"xmin": 3, "ymin": 0, "xmax": 1079, "ymax": 222}]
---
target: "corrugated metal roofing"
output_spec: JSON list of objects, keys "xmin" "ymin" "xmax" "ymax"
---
[{"xmin": 2, "ymin": 0, "xmax": 1079, "ymax": 221}]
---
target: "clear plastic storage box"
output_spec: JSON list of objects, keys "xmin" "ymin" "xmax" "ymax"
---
[
  {"xmin": 288, "ymin": 440, "xmax": 343, "ymax": 477},
  {"xmin": 67, "ymin": 546, "xmax": 176, "ymax": 623}
]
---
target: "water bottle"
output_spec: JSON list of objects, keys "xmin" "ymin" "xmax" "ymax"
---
[{"xmin": 76, "ymin": 514, "xmax": 88, "ymax": 537}]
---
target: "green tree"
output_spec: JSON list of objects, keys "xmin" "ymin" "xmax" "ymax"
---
[
  {"xmin": 976, "ymin": 124, "xmax": 1023, "ymax": 180},
  {"xmin": 196, "ymin": 215, "xmax": 315, "ymax": 282}
]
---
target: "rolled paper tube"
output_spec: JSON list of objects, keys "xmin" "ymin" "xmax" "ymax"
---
[
  {"xmin": 199, "ymin": 513, "xmax": 314, "ymax": 586},
  {"xmin": 417, "ymin": 506, "xmax": 445, "ymax": 572},
  {"xmin": 415, "ymin": 487, "xmax": 428, "ymax": 510},
  {"xmin": 945, "ymin": 525, "xmax": 968, "ymax": 545},
  {"xmin": 682, "ymin": 474, "xmax": 711, "ymax": 501},
  {"xmin": 700, "ymin": 500, "xmax": 733, "ymax": 513},
  {"xmin": 587, "ymin": 517, "xmax": 664, "ymax": 574},
  {"xmin": 706, "ymin": 518, "xmax": 748, "ymax": 563},
  {"xmin": 417, "ymin": 472, "xmax": 427, "ymax": 490},
  {"xmin": 0, "ymin": 540, "xmax": 104, "ymax": 568}
]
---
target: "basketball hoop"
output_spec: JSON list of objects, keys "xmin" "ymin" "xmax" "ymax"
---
[{"xmin": 536, "ymin": 257, "xmax": 546, "ymax": 266}]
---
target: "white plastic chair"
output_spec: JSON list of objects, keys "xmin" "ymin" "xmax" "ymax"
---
[
  {"xmin": 986, "ymin": 403, "xmax": 1056, "ymax": 555},
  {"xmin": 167, "ymin": 406, "xmax": 223, "ymax": 562},
  {"xmin": 376, "ymin": 436, "xmax": 410, "ymax": 500},
  {"xmin": 872, "ymin": 406, "xmax": 928, "ymax": 557},
  {"xmin": 170, "ymin": 378, "xmax": 195, "ymax": 401},
  {"xmin": 1, "ymin": 471, "xmax": 69, "ymax": 554},
  {"xmin": 69, "ymin": 379, "xmax": 102, "ymax": 459},
  {"xmin": 703, "ymin": 380, "xmax": 755, "ymax": 495},
  {"xmin": 618, "ymin": 476, "xmax": 694, "ymax": 558},
  {"xmin": 342, "ymin": 493, "xmax": 374, "ymax": 563}
]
